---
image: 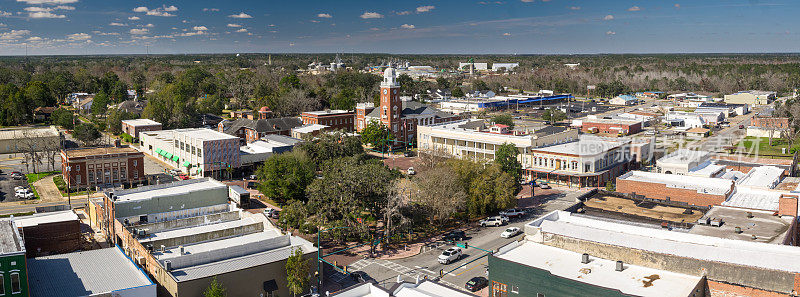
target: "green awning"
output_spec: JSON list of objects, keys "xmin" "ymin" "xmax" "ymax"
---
[
  {"xmin": 182, "ymin": 161, "xmax": 191, "ymax": 167},
  {"xmin": 155, "ymin": 148, "xmax": 162, "ymax": 154},
  {"xmin": 171, "ymin": 155, "xmax": 179, "ymax": 162},
  {"xmin": 164, "ymin": 153, "xmax": 173, "ymax": 159}
]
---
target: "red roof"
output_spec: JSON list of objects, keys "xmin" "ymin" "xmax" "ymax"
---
[
  {"xmin": 259, "ymin": 106, "xmax": 271, "ymax": 112},
  {"xmin": 493, "ymin": 124, "xmax": 510, "ymax": 128}
]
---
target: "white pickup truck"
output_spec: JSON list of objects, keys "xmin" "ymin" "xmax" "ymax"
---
[
  {"xmin": 499, "ymin": 208, "xmax": 525, "ymax": 218},
  {"xmin": 438, "ymin": 247, "xmax": 462, "ymax": 264}
]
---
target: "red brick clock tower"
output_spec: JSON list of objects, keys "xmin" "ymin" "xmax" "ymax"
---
[{"xmin": 380, "ymin": 66, "xmax": 401, "ymax": 134}]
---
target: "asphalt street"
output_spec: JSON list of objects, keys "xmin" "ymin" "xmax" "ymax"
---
[{"xmin": 340, "ymin": 188, "xmax": 586, "ymax": 295}]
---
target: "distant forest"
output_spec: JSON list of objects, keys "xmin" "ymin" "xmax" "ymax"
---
[{"xmin": 0, "ymin": 53, "xmax": 799, "ymax": 129}]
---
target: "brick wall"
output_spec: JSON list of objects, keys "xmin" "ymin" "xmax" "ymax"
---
[
  {"xmin": 752, "ymin": 117, "xmax": 789, "ymax": 130},
  {"xmin": 778, "ymin": 196, "xmax": 798, "ymax": 217},
  {"xmin": 616, "ymin": 178, "xmax": 730, "ymax": 207},
  {"xmin": 582, "ymin": 121, "xmax": 642, "ymax": 135},
  {"xmin": 707, "ymin": 280, "xmax": 786, "ymax": 297}
]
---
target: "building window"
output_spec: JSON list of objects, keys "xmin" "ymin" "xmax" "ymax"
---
[
  {"xmin": 133, "ymin": 160, "xmax": 137, "ymax": 166},
  {"xmin": 133, "ymin": 171, "xmax": 138, "ymax": 179},
  {"xmin": 88, "ymin": 170, "xmax": 94, "ymax": 183},
  {"xmin": 10, "ymin": 272, "xmax": 20, "ymax": 294},
  {"xmin": 120, "ymin": 168, "xmax": 126, "ymax": 180},
  {"xmin": 76, "ymin": 164, "xmax": 80, "ymax": 170},
  {"xmin": 76, "ymin": 175, "xmax": 81, "ymax": 184},
  {"xmin": 0, "ymin": 274, "xmax": 5, "ymax": 295},
  {"xmin": 537, "ymin": 294, "xmax": 544, "ymax": 297}
]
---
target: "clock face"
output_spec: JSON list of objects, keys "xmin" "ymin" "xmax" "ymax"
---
[
  {"xmin": 383, "ymin": 89, "xmax": 388, "ymax": 94},
  {"xmin": 393, "ymin": 89, "xmax": 397, "ymax": 94}
]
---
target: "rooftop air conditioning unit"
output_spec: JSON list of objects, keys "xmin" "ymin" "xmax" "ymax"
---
[{"xmin": 164, "ymin": 260, "xmax": 172, "ymax": 271}]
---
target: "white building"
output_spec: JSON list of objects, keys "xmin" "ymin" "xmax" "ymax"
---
[
  {"xmin": 491, "ymin": 63, "xmax": 519, "ymax": 71},
  {"xmin": 655, "ymin": 149, "xmax": 712, "ymax": 175},
  {"xmin": 666, "ymin": 111, "xmax": 705, "ymax": 128},
  {"xmin": 139, "ymin": 128, "xmax": 240, "ymax": 176}
]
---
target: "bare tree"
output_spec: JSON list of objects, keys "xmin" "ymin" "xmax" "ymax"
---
[
  {"xmin": 413, "ymin": 166, "xmax": 465, "ymax": 224},
  {"xmin": 383, "ymin": 179, "xmax": 412, "ymax": 244}
]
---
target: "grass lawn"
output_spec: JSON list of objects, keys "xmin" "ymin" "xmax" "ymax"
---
[
  {"xmin": 735, "ymin": 136, "xmax": 799, "ymax": 157},
  {"xmin": 52, "ymin": 175, "xmax": 89, "ymax": 196},
  {"xmin": 26, "ymin": 171, "xmax": 60, "ymax": 184}
]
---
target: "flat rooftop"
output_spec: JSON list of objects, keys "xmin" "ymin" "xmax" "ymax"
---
[
  {"xmin": 63, "ymin": 146, "xmax": 141, "ymax": 158},
  {"xmin": 618, "ymin": 171, "xmax": 733, "ymax": 196},
  {"xmin": 583, "ymin": 195, "xmax": 703, "ymax": 224},
  {"xmin": 111, "ymin": 178, "xmax": 227, "ymax": 202},
  {"xmin": 143, "ymin": 128, "xmax": 238, "ymax": 141},
  {"xmin": 495, "ymin": 241, "xmax": 702, "ymax": 297},
  {"xmin": 657, "ymin": 149, "xmax": 710, "ymax": 166},
  {"xmin": 154, "ymin": 230, "xmax": 282, "ymax": 261},
  {"xmin": 27, "ymin": 247, "xmax": 153, "ymax": 297},
  {"xmin": 13, "ymin": 210, "xmax": 79, "ymax": 228},
  {"xmin": 293, "ymin": 124, "xmax": 329, "ymax": 133},
  {"xmin": 121, "ymin": 118, "xmax": 161, "ymax": 126},
  {"xmin": 528, "ymin": 211, "xmax": 800, "ymax": 273},
  {"xmin": 0, "ymin": 220, "xmax": 23, "ymax": 255},
  {"xmin": 689, "ymin": 206, "xmax": 792, "ymax": 244},
  {"xmin": 582, "ymin": 118, "xmax": 641, "ymax": 125},
  {"xmin": 138, "ymin": 217, "xmax": 257, "ymax": 244},
  {"xmin": 687, "ymin": 161, "xmax": 726, "ymax": 177},
  {"xmin": 531, "ymin": 136, "xmax": 626, "ymax": 157},
  {"xmin": 737, "ymin": 166, "xmax": 784, "ymax": 189},
  {"xmin": 722, "ymin": 187, "xmax": 782, "ymax": 211},
  {"xmin": 302, "ymin": 110, "xmax": 353, "ymax": 116}
]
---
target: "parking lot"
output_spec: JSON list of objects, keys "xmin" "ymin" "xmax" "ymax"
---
[{"xmin": 0, "ymin": 171, "xmax": 32, "ymax": 203}]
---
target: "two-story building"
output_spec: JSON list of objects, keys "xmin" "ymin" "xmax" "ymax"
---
[
  {"xmin": 121, "ymin": 119, "xmax": 162, "ymax": 139},
  {"xmin": 218, "ymin": 117, "xmax": 303, "ymax": 144},
  {"xmin": 61, "ymin": 146, "xmax": 145, "ymax": 190},
  {"xmin": 300, "ymin": 110, "xmax": 355, "ymax": 132},
  {"xmin": 140, "ymin": 128, "xmax": 241, "ymax": 177}
]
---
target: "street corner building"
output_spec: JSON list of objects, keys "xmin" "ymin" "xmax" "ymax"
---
[
  {"xmin": 61, "ymin": 146, "xmax": 145, "ymax": 190},
  {"xmin": 92, "ymin": 178, "xmax": 317, "ymax": 297}
]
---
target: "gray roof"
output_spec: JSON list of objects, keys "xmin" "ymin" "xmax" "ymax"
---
[
  {"xmin": 261, "ymin": 134, "xmax": 303, "ymax": 146},
  {"xmin": 28, "ymin": 247, "xmax": 153, "ymax": 297},
  {"xmin": 223, "ymin": 117, "xmax": 303, "ymax": 135},
  {"xmin": 0, "ymin": 220, "xmax": 23, "ymax": 256}
]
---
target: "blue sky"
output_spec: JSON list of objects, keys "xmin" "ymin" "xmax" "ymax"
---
[{"xmin": 0, "ymin": 0, "xmax": 796, "ymax": 55}]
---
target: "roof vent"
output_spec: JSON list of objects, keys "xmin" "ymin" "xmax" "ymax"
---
[
  {"xmin": 164, "ymin": 260, "xmax": 172, "ymax": 271},
  {"xmin": 615, "ymin": 260, "xmax": 624, "ymax": 272},
  {"xmin": 179, "ymin": 246, "xmax": 185, "ymax": 255},
  {"xmin": 581, "ymin": 253, "xmax": 590, "ymax": 264}
]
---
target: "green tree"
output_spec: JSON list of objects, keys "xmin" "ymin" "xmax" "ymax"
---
[
  {"xmin": 542, "ymin": 108, "xmax": 566, "ymax": 122},
  {"xmin": 331, "ymin": 88, "xmax": 357, "ymax": 110},
  {"xmin": 285, "ymin": 248, "xmax": 310, "ymax": 297},
  {"xmin": 51, "ymin": 108, "xmax": 75, "ymax": 130},
  {"xmin": 451, "ymin": 87, "xmax": 465, "ymax": 98},
  {"xmin": 256, "ymin": 151, "xmax": 315, "ymax": 205},
  {"xmin": 91, "ymin": 91, "xmax": 109, "ymax": 115},
  {"xmin": 435, "ymin": 77, "xmax": 450, "ymax": 90},
  {"xmin": 605, "ymin": 181, "xmax": 615, "ymax": 191},
  {"xmin": 280, "ymin": 74, "xmax": 302, "ymax": 89},
  {"xmin": 467, "ymin": 164, "xmax": 516, "ymax": 215},
  {"xmin": 495, "ymin": 143, "xmax": 522, "ymax": 187},
  {"xmin": 296, "ymin": 131, "xmax": 364, "ymax": 167},
  {"xmin": 203, "ymin": 277, "xmax": 226, "ymax": 297},
  {"xmin": 24, "ymin": 81, "xmax": 55, "ymax": 108},
  {"xmin": 105, "ymin": 109, "xmax": 136, "ymax": 134},
  {"xmin": 492, "ymin": 114, "xmax": 514, "ymax": 127},
  {"xmin": 360, "ymin": 121, "xmax": 394, "ymax": 152},
  {"xmin": 73, "ymin": 123, "xmax": 101, "ymax": 145}
]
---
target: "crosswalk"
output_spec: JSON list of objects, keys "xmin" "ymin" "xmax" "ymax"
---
[{"xmin": 350, "ymin": 259, "xmax": 460, "ymax": 289}]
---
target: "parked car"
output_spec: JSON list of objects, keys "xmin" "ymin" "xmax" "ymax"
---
[
  {"xmin": 10, "ymin": 172, "xmax": 23, "ymax": 180},
  {"xmin": 168, "ymin": 169, "xmax": 181, "ymax": 176},
  {"xmin": 270, "ymin": 210, "xmax": 280, "ymax": 219},
  {"xmin": 247, "ymin": 174, "xmax": 257, "ymax": 180},
  {"xmin": 539, "ymin": 182, "xmax": 551, "ymax": 189},
  {"xmin": 407, "ymin": 167, "xmax": 416, "ymax": 175},
  {"xmin": 263, "ymin": 208, "xmax": 276, "ymax": 218},
  {"xmin": 500, "ymin": 227, "xmax": 522, "ymax": 238},
  {"xmin": 438, "ymin": 247, "xmax": 462, "ymax": 264},
  {"xmin": 739, "ymin": 124, "xmax": 745, "ymax": 129},
  {"xmin": 465, "ymin": 276, "xmax": 488, "ymax": 292},
  {"xmin": 480, "ymin": 216, "xmax": 506, "ymax": 227},
  {"xmin": 14, "ymin": 186, "xmax": 28, "ymax": 192},
  {"xmin": 499, "ymin": 208, "xmax": 525, "ymax": 218},
  {"xmin": 177, "ymin": 174, "xmax": 190, "ymax": 180},
  {"xmin": 350, "ymin": 271, "xmax": 374, "ymax": 283},
  {"xmin": 442, "ymin": 230, "xmax": 466, "ymax": 242},
  {"xmin": 15, "ymin": 189, "xmax": 34, "ymax": 199}
]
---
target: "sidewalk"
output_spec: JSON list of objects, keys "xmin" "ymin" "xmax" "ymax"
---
[{"xmin": 32, "ymin": 175, "xmax": 63, "ymax": 202}]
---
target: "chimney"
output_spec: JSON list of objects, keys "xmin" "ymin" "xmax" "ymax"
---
[
  {"xmin": 179, "ymin": 246, "xmax": 185, "ymax": 255},
  {"xmin": 615, "ymin": 261, "xmax": 624, "ymax": 272},
  {"xmin": 581, "ymin": 253, "xmax": 590, "ymax": 264},
  {"xmin": 164, "ymin": 260, "xmax": 172, "ymax": 271}
]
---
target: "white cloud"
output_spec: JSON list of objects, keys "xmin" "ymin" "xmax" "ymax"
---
[
  {"xmin": 66, "ymin": 32, "xmax": 90, "ymax": 41},
  {"xmin": 54, "ymin": 5, "xmax": 73, "ymax": 10},
  {"xmin": 569, "ymin": 6, "xmax": 581, "ymax": 10},
  {"xmin": 109, "ymin": 22, "xmax": 127, "ymax": 26},
  {"xmin": 95, "ymin": 32, "xmax": 119, "ymax": 36},
  {"xmin": 399, "ymin": 24, "xmax": 415, "ymax": 29},
  {"xmin": 228, "ymin": 12, "xmax": 252, "ymax": 18},
  {"xmin": 163, "ymin": 5, "xmax": 178, "ymax": 12},
  {"xmin": 28, "ymin": 11, "xmax": 65, "ymax": 18},
  {"xmin": 503, "ymin": 32, "xmax": 511, "ymax": 36},
  {"xmin": 26, "ymin": 36, "xmax": 43, "ymax": 41},
  {"xmin": 203, "ymin": 8, "xmax": 219, "ymax": 12},
  {"xmin": 192, "ymin": 26, "xmax": 207, "ymax": 31},
  {"xmin": 310, "ymin": 20, "xmax": 320, "ymax": 23},
  {"xmin": 130, "ymin": 28, "xmax": 148, "ymax": 35},
  {"xmin": 360, "ymin": 12, "xmax": 383, "ymax": 19},
  {"xmin": 0, "ymin": 30, "xmax": 30, "ymax": 40},
  {"xmin": 134, "ymin": 6, "xmax": 177, "ymax": 17},
  {"xmin": 132, "ymin": 7, "xmax": 148, "ymax": 12},
  {"xmin": 416, "ymin": 5, "xmax": 435, "ymax": 13},
  {"xmin": 16, "ymin": 0, "xmax": 77, "ymax": 4},
  {"xmin": 177, "ymin": 30, "xmax": 204, "ymax": 37},
  {"xmin": 396, "ymin": 11, "xmax": 411, "ymax": 15},
  {"xmin": 147, "ymin": 10, "xmax": 175, "ymax": 17},
  {"xmin": 0, "ymin": 23, "xmax": 5, "ymax": 27},
  {"xmin": 128, "ymin": 16, "xmax": 140, "ymax": 20},
  {"xmin": 317, "ymin": 13, "xmax": 332, "ymax": 18},
  {"xmin": 227, "ymin": 23, "xmax": 241, "ymax": 28},
  {"xmin": 145, "ymin": 23, "xmax": 154, "ymax": 27},
  {"xmin": 603, "ymin": 14, "xmax": 614, "ymax": 20},
  {"xmin": 627, "ymin": 6, "xmax": 641, "ymax": 11},
  {"xmin": 235, "ymin": 28, "xmax": 247, "ymax": 33},
  {"xmin": 606, "ymin": 30, "xmax": 616, "ymax": 35},
  {"xmin": 0, "ymin": 11, "xmax": 10, "ymax": 17},
  {"xmin": 24, "ymin": 7, "xmax": 52, "ymax": 12},
  {"xmin": 521, "ymin": 0, "xmax": 534, "ymax": 2}
]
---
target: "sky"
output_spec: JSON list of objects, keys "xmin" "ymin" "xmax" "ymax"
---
[{"xmin": 0, "ymin": 0, "xmax": 797, "ymax": 55}]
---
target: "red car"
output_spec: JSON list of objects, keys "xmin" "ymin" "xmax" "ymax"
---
[{"xmin": 177, "ymin": 174, "xmax": 190, "ymax": 180}]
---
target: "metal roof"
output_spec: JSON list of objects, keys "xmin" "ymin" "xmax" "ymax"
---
[{"xmin": 28, "ymin": 247, "xmax": 153, "ymax": 297}]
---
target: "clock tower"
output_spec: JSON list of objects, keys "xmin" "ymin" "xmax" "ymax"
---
[{"xmin": 380, "ymin": 66, "xmax": 402, "ymax": 133}]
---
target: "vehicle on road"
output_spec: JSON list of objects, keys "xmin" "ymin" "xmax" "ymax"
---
[
  {"xmin": 442, "ymin": 230, "xmax": 466, "ymax": 242},
  {"xmin": 177, "ymin": 174, "xmax": 190, "ymax": 180},
  {"xmin": 479, "ymin": 216, "xmax": 506, "ymax": 227},
  {"xmin": 438, "ymin": 247, "xmax": 462, "ymax": 264},
  {"xmin": 350, "ymin": 271, "xmax": 374, "ymax": 283},
  {"xmin": 407, "ymin": 167, "xmax": 416, "ymax": 175},
  {"xmin": 499, "ymin": 208, "xmax": 525, "ymax": 218},
  {"xmin": 247, "ymin": 174, "xmax": 257, "ymax": 180},
  {"xmin": 263, "ymin": 208, "xmax": 278, "ymax": 218},
  {"xmin": 539, "ymin": 182, "xmax": 551, "ymax": 189},
  {"xmin": 465, "ymin": 276, "xmax": 488, "ymax": 292},
  {"xmin": 15, "ymin": 188, "xmax": 34, "ymax": 199},
  {"xmin": 10, "ymin": 172, "xmax": 24, "ymax": 180},
  {"xmin": 739, "ymin": 124, "xmax": 745, "ymax": 129},
  {"xmin": 500, "ymin": 227, "xmax": 521, "ymax": 238}
]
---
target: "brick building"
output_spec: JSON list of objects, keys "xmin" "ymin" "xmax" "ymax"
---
[
  {"xmin": 218, "ymin": 117, "xmax": 303, "ymax": 143},
  {"xmin": 61, "ymin": 146, "xmax": 145, "ymax": 190},
  {"xmin": 752, "ymin": 117, "xmax": 790, "ymax": 129},
  {"xmin": 356, "ymin": 66, "xmax": 461, "ymax": 147},
  {"xmin": 121, "ymin": 118, "xmax": 162, "ymax": 139},
  {"xmin": 581, "ymin": 118, "xmax": 642, "ymax": 136},
  {"xmin": 300, "ymin": 110, "xmax": 355, "ymax": 131},
  {"xmin": 13, "ymin": 210, "xmax": 81, "ymax": 257},
  {"xmin": 616, "ymin": 171, "xmax": 735, "ymax": 207}
]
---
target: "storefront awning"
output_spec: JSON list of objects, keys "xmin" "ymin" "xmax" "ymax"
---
[
  {"xmin": 171, "ymin": 155, "xmax": 179, "ymax": 162},
  {"xmin": 164, "ymin": 153, "xmax": 173, "ymax": 159},
  {"xmin": 182, "ymin": 161, "xmax": 191, "ymax": 167},
  {"xmin": 155, "ymin": 148, "xmax": 162, "ymax": 154}
]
